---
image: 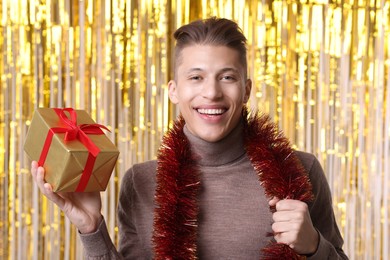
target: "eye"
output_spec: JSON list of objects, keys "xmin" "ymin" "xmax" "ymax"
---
[
  {"xmin": 220, "ymin": 75, "xmax": 237, "ymax": 81},
  {"xmin": 189, "ymin": 75, "xmax": 202, "ymax": 81}
]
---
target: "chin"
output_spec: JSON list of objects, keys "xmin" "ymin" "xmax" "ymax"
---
[
  {"xmin": 201, "ymin": 136, "xmax": 221, "ymax": 143},
  {"xmin": 198, "ymin": 131, "xmax": 227, "ymax": 143}
]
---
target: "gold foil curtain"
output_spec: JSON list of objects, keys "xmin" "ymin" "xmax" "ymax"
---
[{"xmin": 0, "ymin": 0, "xmax": 389, "ymax": 259}]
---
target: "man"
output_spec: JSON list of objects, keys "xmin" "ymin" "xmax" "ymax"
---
[{"xmin": 31, "ymin": 17, "xmax": 348, "ymax": 259}]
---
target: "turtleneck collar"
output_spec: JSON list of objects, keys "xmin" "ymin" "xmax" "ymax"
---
[{"xmin": 183, "ymin": 119, "xmax": 246, "ymax": 167}]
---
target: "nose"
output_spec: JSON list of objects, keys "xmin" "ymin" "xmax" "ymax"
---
[{"xmin": 201, "ymin": 79, "xmax": 223, "ymax": 100}]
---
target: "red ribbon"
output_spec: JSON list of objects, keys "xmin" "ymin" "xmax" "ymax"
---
[{"xmin": 38, "ymin": 108, "xmax": 110, "ymax": 192}]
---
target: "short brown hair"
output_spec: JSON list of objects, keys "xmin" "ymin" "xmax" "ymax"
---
[{"xmin": 173, "ymin": 17, "xmax": 248, "ymax": 78}]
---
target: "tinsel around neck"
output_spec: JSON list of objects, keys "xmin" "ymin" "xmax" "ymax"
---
[{"xmin": 152, "ymin": 108, "xmax": 313, "ymax": 260}]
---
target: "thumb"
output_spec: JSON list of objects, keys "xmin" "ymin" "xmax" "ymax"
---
[{"xmin": 268, "ymin": 196, "xmax": 281, "ymax": 207}]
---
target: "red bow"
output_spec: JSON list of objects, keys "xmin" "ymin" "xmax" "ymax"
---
[{"xmin": 38, "ymin": 108, "xmax": 110, "ymax": 192}]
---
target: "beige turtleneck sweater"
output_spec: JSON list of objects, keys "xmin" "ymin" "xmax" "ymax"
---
[{"xmin": 79, "ymin": 122, "xmax": 348, "ymax": 259}]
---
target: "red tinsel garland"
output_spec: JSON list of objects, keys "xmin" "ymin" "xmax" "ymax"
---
[
  {"xmin": 153, "ymin": 109, "xmax": 313, "ymax": 259},
  {"xmin": 152, "ymin": 117, "xmax": 200, "ymax": 260},
  {"xmin": 243, "ymin": 111, "xmax": 313, "ymax": 259}
]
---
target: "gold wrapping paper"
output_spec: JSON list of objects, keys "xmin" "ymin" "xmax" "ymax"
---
[{"xmin": 24, "ymin": 108, "xmax": 119, "ymax": 192}]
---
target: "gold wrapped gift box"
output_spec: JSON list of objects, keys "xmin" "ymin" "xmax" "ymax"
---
[{"xmin": 24, "ymin": 108, "xmax": 119, "ymax": 192}]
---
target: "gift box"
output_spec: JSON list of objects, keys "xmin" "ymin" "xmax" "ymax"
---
[{"xmin": 24, "ymin": 108, "xmax": 119, "ymax": 192}]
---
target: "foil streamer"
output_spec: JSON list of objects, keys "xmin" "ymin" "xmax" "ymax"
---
[{"xmin": 0, "ymin": 0, "xmax": 389, "ymax": 259}]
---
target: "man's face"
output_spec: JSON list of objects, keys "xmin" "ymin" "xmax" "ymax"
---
[{"xmin": 168, "ymin": 44, "xmax": 251, "ymax": 142}]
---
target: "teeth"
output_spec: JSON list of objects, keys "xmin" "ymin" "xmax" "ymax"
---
[{"xmin": 197, "ymin": 108, "xmax": 225, "ymax": 115}]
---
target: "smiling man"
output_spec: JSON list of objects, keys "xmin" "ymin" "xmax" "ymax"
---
[
  {"xmin": 168, "ymin": 44, "xmax": 251, "ymax": 142},
  {"xmin": 31, "ymin": 17, "xmax": 348, "ymax": 259}
]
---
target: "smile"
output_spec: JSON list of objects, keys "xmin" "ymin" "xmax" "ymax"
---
[{"xmin": 196, "ymin": 108, "xmax": 226, "ymax": 115}]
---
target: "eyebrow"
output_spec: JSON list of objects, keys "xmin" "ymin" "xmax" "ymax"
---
[
  {"xmin": 186, "ymin": 67, "xmax": 240, "ymax": 74},
  {"xmin": 220, "ymin": 67, "xmax": 240, "ymax": 74},
  {"xmin": 186, "ymin": 68, "xmax": 203, "ymax": 73}
]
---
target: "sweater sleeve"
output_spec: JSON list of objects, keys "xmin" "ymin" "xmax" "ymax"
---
[
  {"xmin": 79, "ymin": 166, "xmax": 146, "ymax": 259},
  {"xmin": 79, "ymin": 219, "xmax": 123, "ymax": 259},
  {"xmin": 301, "ymin": 154, "xmax": 348, "ymax": 259},
  {"xmin": 116, "ymin": 166, "xmax": 150, "ymax": 258}
]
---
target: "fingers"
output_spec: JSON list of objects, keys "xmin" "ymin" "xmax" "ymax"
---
[
  {"xmin": 272, "ymin": 221, "xmax": 317, "ymax": 254},
  {"xmin": 270, "ymin": 200, "xmax": 308, "ymax": 229},
  {"xmin": 31, "ymin": 161, "xmax": 39, "ymax": 178},
  {"xmin": 274, "ymin": 199, "xmax": 308, "ymax": 212},
  {"xmin": 272, "ymin": 217, "xmax": 301, "ymax": 233},
  {"xmin": 273, "ymin": 229, "xmax": 296, "ymax": 244},
  {"xmin": 269, "ymin": 199, "xmax": 317, "ymax": 254},
  {"xmin": 268, "ymin": 197, "xmax": 308, "ymax": 211},
  {"xmin": 32, "ymin": 161, "xmax": 50, "ymax": 192},
  {"xmin": 271, "ymin": 215, "xmax": 301, "ymax": 251},
  {"xmin": 31, "ymin": 161, "xmax": 66, "ymax": 209},
  {"xmin": 272, "ymin": 202, "xmax": 303, "ymax": 235}
]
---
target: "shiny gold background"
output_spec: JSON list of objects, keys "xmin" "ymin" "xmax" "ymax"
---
[{"xmin": 1, "ymin": 0, "xmax": 389, "ymax": 259}]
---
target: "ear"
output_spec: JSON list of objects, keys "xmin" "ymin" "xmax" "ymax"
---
[
  {"xmin": 243, "ymin": 79, "xmax": 252, "ymax": 103},
  {"xmin": 168, "ymin": 80, "xmax": 179, "ymax": 104}
]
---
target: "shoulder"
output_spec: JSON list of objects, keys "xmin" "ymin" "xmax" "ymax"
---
[
  {"xmin": 129, "ymin": 160, "xmax": 158, "ymax": 174},
  {"xmin": 293, "ymin": 150, "xmax": 326, "ymax": 182},
  {"xmin": 294, "ymin": 150, "xmax": 330, "ymax": 193},
  {"xmin": 294, "ymin": 150, "xmax": 319, "ymax": 172},
  {"xmin": 294, "ymin": 150, "xmax": 333, "ymax": 207}
]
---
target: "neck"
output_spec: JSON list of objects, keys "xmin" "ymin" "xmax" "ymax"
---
[{"xmin": 183, "ymin": 121, "xmax": 245, "ymax": 167}]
